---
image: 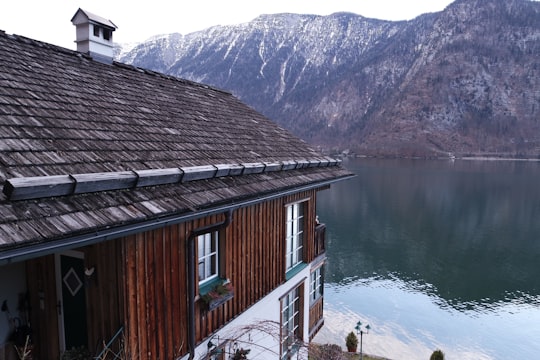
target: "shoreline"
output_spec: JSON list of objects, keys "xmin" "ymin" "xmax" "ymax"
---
[
  {"xmin": 345, "ymin": 154, "xmax": 540, "ymax": 162},
  {"xmin": 457, "ymin": 156, "xmax": 540, "ymax": 161}
]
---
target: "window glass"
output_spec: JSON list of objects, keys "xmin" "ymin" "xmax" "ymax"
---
[
  {"xmin": 198, "ymin": 231, "xmax": 219, "ymax": 284},
  {"xmin": 286, "ymin": 202, "xmax": 305, "ymax": 271},
  {"xmin": 310, "ymin": 266, "xmax": 324, "ymax": 304},
  {"xmin": 93, "ymin": 25, "xmax": 100, "ymax": 37},
  {"xmin": 281, "ymin": 286, "xmax": 301, "ymax": 359}
]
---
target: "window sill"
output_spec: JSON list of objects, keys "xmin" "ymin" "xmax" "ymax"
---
[{"xmin": 285, "ymin": 263, "xmax": 307, "ymax": 281}]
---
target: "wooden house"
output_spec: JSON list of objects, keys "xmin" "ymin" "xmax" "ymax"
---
[{"xmin": 0, "ymin": 9, "xmax": 353, "ymax": 360}]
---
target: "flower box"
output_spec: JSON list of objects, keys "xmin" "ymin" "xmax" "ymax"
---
[{"xmin": 201, "ymin": 281, "xmax": 234, "ymax": 311}]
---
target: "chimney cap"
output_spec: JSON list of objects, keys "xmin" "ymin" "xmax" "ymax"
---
[
  {"xmin": 71, "ymin": 8, "xmax": 117, "ymax": 64},
  {"xmin": 71, "ymin": 8, "xmax": 117, "ymax": 30}
]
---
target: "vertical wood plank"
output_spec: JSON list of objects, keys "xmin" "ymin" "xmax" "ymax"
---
[
  {"xmin": 240, "ymin": 207, "xmax": 246, "ymax": 310},
  {"xmin": 145, "ymin": 232, "xmax": 157, "ymax": 359},
  {"xmin": 178, "ymin": 222, "xmax": 188, "ymax": 357},
  {"xmin": 125, "ymin": 236, "xmax": 139, "ymax": 359},
  {"xmin": 162, "ymin": 226, "xmax": 173, "ymax": 358},
  {"xmin": 154, "ymin": 228, "xmax": 166, "ymax": 359},
  {"xmin": 46, "ymin": 255, "xmax": 59, "ymax": 358},
  {"xmin": 26, "ymin": 255, "xmax": 59, "ymax": 359},
  {"xmin": 116, "ymin": 239, "xmax": 126, "ymax": 351},
  {"xmin": 136, "ymin": 233, "xmax": 148, "ymax": 359}
]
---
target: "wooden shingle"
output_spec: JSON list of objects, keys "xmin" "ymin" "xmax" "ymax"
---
[{"xmin": 0, "ymin": 31, "xmax": 353, "ymax": 251}]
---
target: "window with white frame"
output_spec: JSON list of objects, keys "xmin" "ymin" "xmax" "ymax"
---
[
  {"xmin": 310, "ymin": 266, "xmax": 324, "ymax": 304},
  {"xmin": 285, "ymin": 201, "xmax": 305, "ymax": 271},
  {"xmin": 281, "ymin": 286, "xmax": 302, "ymax": 360},
  {"xmin": 198, "ymin": 231, "xmax": 219, "ymax": 284}
]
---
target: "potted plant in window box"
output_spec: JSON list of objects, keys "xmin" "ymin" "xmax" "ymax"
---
[
  {"xmin": 345, "ymin": 331, "xmax": 358, "ymax": 353},
  {"xmin": 201, "ymin": 279, "xmax": 234, "ymax": 311}
]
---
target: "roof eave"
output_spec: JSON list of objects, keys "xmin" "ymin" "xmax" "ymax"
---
[{"xmin": 0, "ymin": 173, "xmax": 355, "ymax": 266}]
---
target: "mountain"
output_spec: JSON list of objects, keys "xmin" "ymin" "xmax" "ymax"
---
[{"xmin": 116, "ymin": 0, "xmax": 540, "ymax": 158}]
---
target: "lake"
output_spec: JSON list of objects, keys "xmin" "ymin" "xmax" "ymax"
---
[{"xmin": 313, "ymin": 158, "xmax": 540, "ymax": 360}]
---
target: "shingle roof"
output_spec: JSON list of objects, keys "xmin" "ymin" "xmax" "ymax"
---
[{"xmin": 0, "ymin": 30, "xmax": 353, "ymax": 253}]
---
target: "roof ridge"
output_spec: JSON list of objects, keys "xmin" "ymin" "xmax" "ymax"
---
[
  {"xmin": 3, "ymin": 159, "xmax": 342, "ymax": 201},
  {"xmin": 0, "ymin": 30, "xmax": 231, "ymax": 95},
  {"xmin": 1, "ymin": 31, "xmax": 86, "ymax": 58}
]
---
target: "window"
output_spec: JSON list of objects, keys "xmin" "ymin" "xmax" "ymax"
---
[
  {"xmin": 281, "ymin": 286, "xmax": 302, "ymax": 360},
  {"xmin": 198, "ymin": 231, "xmax": 219, "ymax": 284},
  {"xmin": 93, "ymin": 25, "xmax": 100, "ymax": 37},
  {"xmin": 103, "ymin": 28, "xmax": 112, "ymax": 41},
  {"xmin": 310, "ymin": 266, "xmax": 324, "ymax": 304},
  {"xmin": 285, "ymin": 202, "xmax": 304, "ymax": 271}
]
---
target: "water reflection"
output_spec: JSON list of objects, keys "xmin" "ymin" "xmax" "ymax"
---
[
  {"xmin": 315, "ymin": 158, "xmax": 540, "ymax": 359},
  {"xmin": 319, "ymin": 158, "xmax": 540, "ymax": 310},
  {"xmin": 317, "ymin": 279, "xmax": 540, "ymax": 360}
]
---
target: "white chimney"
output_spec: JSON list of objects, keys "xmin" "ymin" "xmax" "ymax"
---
[{"xmin": 71, "ymin": 8, "xmax": 117, "ymax": 64}]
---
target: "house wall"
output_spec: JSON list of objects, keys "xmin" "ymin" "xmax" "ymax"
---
[
  {"xmin": 15, "ymin": 187, "xmax": 323, "ymax": 359},
  {"xmin": 83, "ymin": 240, "xmax": 125, "ymax": 354},
  {"xmin": 123, "ymin": 188, "xmax": 321, "ymax": 359},
  {"xmin": 183, "ymin": 265, "xmax": 314, "ymax": 360},
  {"xmin": 122, "ymin": 223, "xmax": 190, "ymax": 359},
  {"xmin": 26, "ymin": 255, "xmax": 59, "ymax": 359},
  {"xmin": 0, "ymin": 262, "xmax": 27, "ymax": 358},
  {"xmin": 25, "ymin": 240, "xmax": 125, "ymax": 359}
]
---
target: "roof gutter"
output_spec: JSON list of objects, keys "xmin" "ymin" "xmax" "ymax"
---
[{"xmin": 0, "ymin": 174, "xmax": 354, "ymax": 266}]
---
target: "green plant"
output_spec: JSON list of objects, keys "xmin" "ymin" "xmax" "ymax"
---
[
  {"xmin": 345, "ymin": 331, "xmax": 358, "ymax": 352},
  {"xmin": 200, "ymin": 280, "xmax": 234, "ymax": 307},
  {"xmin": 430, "ymin": 349, "xmax": 445, "ymax": 360}
]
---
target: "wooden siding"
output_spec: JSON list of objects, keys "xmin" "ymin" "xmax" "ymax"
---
[
  {"xmin": 123, "ymin": 189, "xmax": 321, "ymax": 359},
  {"xmin": 23, "ymin": 188, "xmax": 323, "ymax": 359},
  {"xmin": 26, "ymin": 255, "xmax": 59, "ymax": 359},
  {"xmin": 84, "ymin": 240, "xmax": 125, "ymax": 356},
  {"xmin": 123, "ymin": 223, "xmax": 189, "ymax": 359},
  {"xmin": 309, "ymin": 298, "xmax": 324, "ymax": 341},
  {"xmin": 25, "ymin": 240, "xmax": 124, "ymax": 359}
]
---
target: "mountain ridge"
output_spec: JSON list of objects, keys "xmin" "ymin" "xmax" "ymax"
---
[{"xmin": 117, "ymin": 0, "xmax": 540, "ymax": 158}]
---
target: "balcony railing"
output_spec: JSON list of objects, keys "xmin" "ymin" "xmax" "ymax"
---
[{"xmin": 314, "ymin": 223, "xmax": 326, "ymax": 258}]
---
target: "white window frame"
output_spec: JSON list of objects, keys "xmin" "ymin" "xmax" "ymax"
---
[
  {"xmin": 285, "ymin": 201, "xmax": 305, "ymax": 271},
  {"xmin": 310, "ymin": 266, "xmax": 324, "ymax": 304},
  {"xmin": 197, "ymin": 231, "xmax": 219, "ymax": 285},
  {"xmin": 281, "ymin": 286, "xmax": 301, "ymax": 360}
]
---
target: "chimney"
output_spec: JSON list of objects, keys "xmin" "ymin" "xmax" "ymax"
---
[{"xmin": 71, "ymin": 8, "xmax": 117, "ymax": 64}]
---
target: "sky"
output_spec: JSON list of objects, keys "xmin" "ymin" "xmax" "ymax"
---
[{"xmin": 0, "ymin": 0, "xmax": 457, "ymax": 49}]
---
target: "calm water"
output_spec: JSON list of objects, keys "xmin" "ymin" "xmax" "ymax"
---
[{"xmin": 314, "ymin": 158, "xmax": 540, "ymax": 360}]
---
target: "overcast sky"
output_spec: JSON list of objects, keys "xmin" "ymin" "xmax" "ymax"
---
[{"xmin": 2, "ymin": 0, "xmax": 456, "ymax": 49}]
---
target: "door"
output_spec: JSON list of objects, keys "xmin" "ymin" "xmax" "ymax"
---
[{"xmin": 55, "ymin": 251, "xmax": 89, "ymax": 352}]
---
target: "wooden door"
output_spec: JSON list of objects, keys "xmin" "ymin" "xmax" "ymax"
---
[{"xmin": 55, "ymin": 251, "xmax": 88, "ymax": 352}]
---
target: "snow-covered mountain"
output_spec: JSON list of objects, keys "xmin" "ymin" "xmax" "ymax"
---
[{"xmin": 117, "ymin": 0, "xmax": 540, "ymax": 158}]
